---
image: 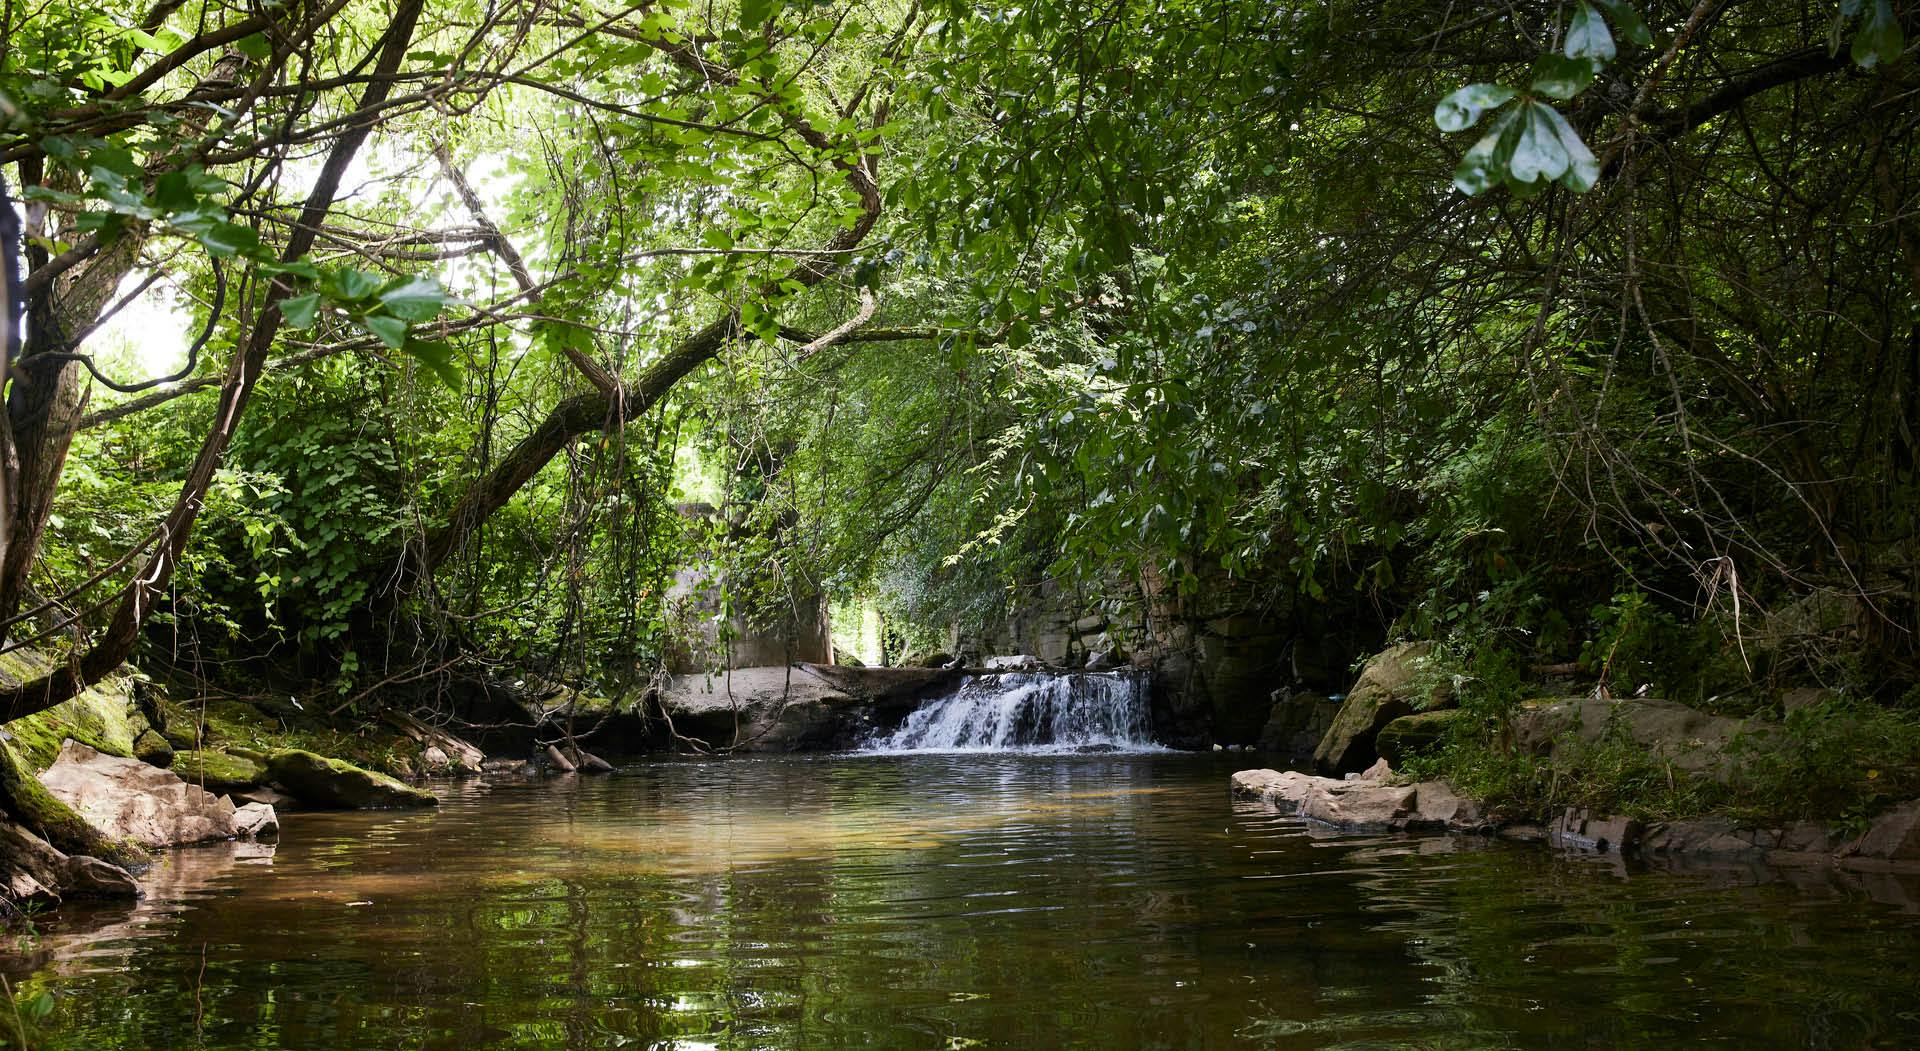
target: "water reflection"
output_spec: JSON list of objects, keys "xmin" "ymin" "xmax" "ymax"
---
[{"xmin": 4, "ymin": 754, "xmax": 1918, "ymax": 1049}]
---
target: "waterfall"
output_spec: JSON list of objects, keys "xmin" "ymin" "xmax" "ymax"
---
[{"xmin": 865, "ymin": 670, "xmax": 1161, "ymax": 753}]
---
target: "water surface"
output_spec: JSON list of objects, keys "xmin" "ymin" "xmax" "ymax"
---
[{"xmin": 7, "ymin": 754, "xmax": 1920, "ymax": 1048}]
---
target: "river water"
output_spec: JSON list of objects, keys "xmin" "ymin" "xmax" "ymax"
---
[{"xmin": 5, "ymin": 753, "xmax": 1919, "ymax": 1048}]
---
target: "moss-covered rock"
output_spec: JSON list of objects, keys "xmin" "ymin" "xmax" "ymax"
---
[
  {"xmin": 1376, "ymin": 709, "xmax": 1462, "ymax": 766},
  {"xmin": 134, "ymin": 729, "xmax": 175, "ymax": 768},
  {"xmin": 0, "ymin": 650, "xmax": 143, "ymax": 770},
  {"xmin": 0, "ymin": 740, "xmax": 144, "ymax": 867},
  {"xmin": 173, "ymin": 750, "xmax": 265, "ymax": 794},
  {"xmin": 1314, "ymin": 642, "xmax": 1440, "ymax": 776},
  {"xmin": 264, "ymin": 749, "xmax": 437, "ymax": 809}
]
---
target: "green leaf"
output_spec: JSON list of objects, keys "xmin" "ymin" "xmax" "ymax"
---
[
  {"xmin": 1595, "ymin": 0, "xmax": 1653, "ymax": 46},
  {"xmin": 233, "ymin": 33, "xmax": 272, "ymax": 61},
  {"xmin": 739, "ymin": 0, "xmax": 778, "ymax": 29},
  {"xmin": 1565, "ymin": 2, "xmax": 1616, "ymax": 61},
  {"xmin": 1509, "ymin": 101, "xmax": 1572, "ymax": 185},
  {"xmin": 326, "ymin": 268, "xmax": 382, "ymax": 302},
  {"xmin": 376, "ymin": 275, "xmax": 453, "ymax": 322},
  {"xmin": 363, "ymin": 314, "xmax": 408, "ymax": 349},
  {"xmin": 1852, "ymin": 0, "xmax": 1905, "ymax": 69},
  {"xmin": 401, "ymin": 337, "xmax": 460, "ymax": 389},
  {"xmin": 153, "ymin": 170, "xmax": 198, "ymax": 212},
  {"xmin": 281, "ymin": 293, "xmax": 321, "ymax": 329},
  {"xmin": 198, "ymin": 221, "xmax": 260, "ymax": 258},
  {"xmin": 1434, "ymin": 83, "xmax": 1516, "ymax": 133},
  {"xmin": 1530, "ymin": 54, "xmax": 1599, "ymax": 99},
  {"xmin": 1540, "ymin": 104, "xmax": 1600, "ymax": 191},
  {"xmin": 1452, "ymin": 108, "xmax": 1521, "ymax": 194}
]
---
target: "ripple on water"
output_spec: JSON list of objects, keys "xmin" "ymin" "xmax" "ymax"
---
[{"xmin": 4, "ymin": 753, "xmax": 1919, "ymax": 1049}]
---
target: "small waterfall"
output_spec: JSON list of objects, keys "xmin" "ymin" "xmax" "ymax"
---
[{"xmin": 866, "ymin": 670, "xmax": 1161, "ymax": 753}]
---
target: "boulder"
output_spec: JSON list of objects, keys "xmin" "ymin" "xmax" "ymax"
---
[
  {"xmin": 1257, "ymin": 690, "xmax": 1338, "ymax": 760},
  {"xmin": 657, "ymin": 664, "xmax": 962, "ymax": 752},
  {"xmin": 1849, "ymin": 799, "xmax": 1920, "ymax": 861},
  {"xmin": 132, "ymin": 729, "xmax": 175, "ymax": 769},
  {"xmin": 62, "ymin": 853, "xmax": 141, "ymax": 898},
  {"xmin": 1313, "ymin": 642, "xmax": 1437, "ymax": 776},
  {"xmin": 39, "ymin": 740, "xmax": 241, "ymax": 848},
  {"xmin": 264, "ymin": 749, "xmax": 438, "ymax": 809},
  {"xmin": 1510, "ymin": 696, "xmax": 1766, "ymax": 780},
  {"xmin": 172, "ymin": 749, "xmax": 265, "ymax": 794},
  {"xmin": 232, "ymin": 802, "xmax": 279, "ymax": 840},
  {"xmin": 1376, "ymin": 709, "xmax": 1461, "ymax": 766}
]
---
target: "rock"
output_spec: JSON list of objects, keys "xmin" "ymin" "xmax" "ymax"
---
[
  {"xmin": 172, "ymin": 749, "xmax": 265, "ymax": 794},
  {"xmin": 62, "ymin": 854, "xmax": 141, "ymax": 898},
  {"xmin": 1781, "ymin": 687, "xmax": 1837, "ymax": 715},
  {"xmin": 1639, "ymin": 817, "xmax": 1770, "ymax": 859},
  {"xmin": 0, "ymin": 820, "xmax": 139, "ymax": 902},
  {"xmin": 1498, "ymin": 823, "xmax": 1548, "ymax": 843},
  {"xmin": 1375, "ymin": 710, "xmax": 1461, "ymax": 766},
  {"xmin": 233, "ymin": 785, "xmax": 295, "ymax": 808},
  {"xmin": 1850, "ymin": 799, "xmax": 1920, "ymax": 861},
  {"xmin": 919, "ymin": 652, "xmax": 954, "ymax": 669},
  {"xmin": 1511, "ymin": 696, "xmax": 1766, "ymax": 781},
  {"xmin": 1356, "ymin": 758, "xmax": 1392, "ymax": 781},
  {"xmin": 159, "ymin": 721, "xmax": 201, "ymax": 751},
  {"xmin": 1548, "ymin": 808, "xmax": 1642, "ymax": 854},
  {"xmin": 570, "ymin": 748, "xmax": 614, "ymax": 773},
  {"xmin": 1084, "ymin": 646, "xmax": 1126, "ymax": 673},
  {"xmin": 1313, "ymin": 642, "xmax": 1437, "ymax": 776},
  {"xmin": 39, "ymin": 739, "xmax": 240, "ymax": 848},
  {"xmin": 1230, "ymin": 768, "xmax": 1477, "ymax": 835},
  {"xmin": 838, "ymin": 654, "xmax": 866, "ymax": 668},
  {"xmin": 1257, "ymin": 690, "xmax": 1339, "ymax": 760},
  {"xmin": 984, "ymin": 655, "xmax": 1041, "ymax": 671},
  {"xmin": 133, "ymin": 729, "xmax": 175, "ymax": 768},
  {"xmin": 264, "ymin": 749, "xmax": 438, "ymax": 809},
  {"xmin": 480, "ymin": 757, "xmax": 537, "ymax": 776},
  {"xmin": 1407, "ymin": 782, "xmax": 1483, "ymax": 830},
  {"xmin": 232, "ymin": 802, "xmax": 279, "ymax": 840},
  {"xmin": 543, "ymin": 744, "xmax": 577, "ymax": 772},
  {"xmin": 1778, "ymin": 821, "xmax": 1836, "ymax": 855},
  {"xmin": 382, "ymin": 711, "xmax": 486, "ymax": 775},
  {"xmin": 657, "ymin": 664, "xmax": 962, "ymax": 752}
]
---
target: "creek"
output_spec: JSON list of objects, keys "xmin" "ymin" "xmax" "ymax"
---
[{"xmin": 4, "ymin": 751, "xmax": 1919, "ymax": 1048}]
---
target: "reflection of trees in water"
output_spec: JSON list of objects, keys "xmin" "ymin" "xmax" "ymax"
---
[{"xmin": 10, "ymin": 762, "xmax": 1920, "ymax": 1048}]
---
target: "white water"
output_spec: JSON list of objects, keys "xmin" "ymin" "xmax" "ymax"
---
[{"xmin": 865, "ymin": 671, "xmax": 1163, "ymax": 754}]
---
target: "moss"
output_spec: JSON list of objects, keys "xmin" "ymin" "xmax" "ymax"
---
[
  {"xmin": 172, "ymin": 750, "xmax": 265, "ymax": 793},
  {"xmin": 0, "ymin": 741, "xmax": 144, "ymax": 867},
  {"xmin": 264, "ymin": 749, "xmax": 437, "ymax": 808},
  {"xmin": 0, "ymin": 650, "xmax": 143, "ymax": 770}
]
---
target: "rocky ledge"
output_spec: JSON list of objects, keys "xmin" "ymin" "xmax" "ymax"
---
[
  {"xmin": 1230, "ymin": 764, "xmax": 1485, "ymax": 834},
  {"xmin": 1232, "ymin": 766, "xmax": 1920, "ymax": 870}
]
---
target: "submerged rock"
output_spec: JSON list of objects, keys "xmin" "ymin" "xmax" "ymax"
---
[
  {"xmin": 1313, "ymin": 642, "xmax": 1439, "ymax": 776},
  {"xmin": 264, "ymin": 749, "xmax": 438, "ymax": 809},
  {"xmin": 39, "ymin": 740, "xmax": 242, "ymax": 848}
]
